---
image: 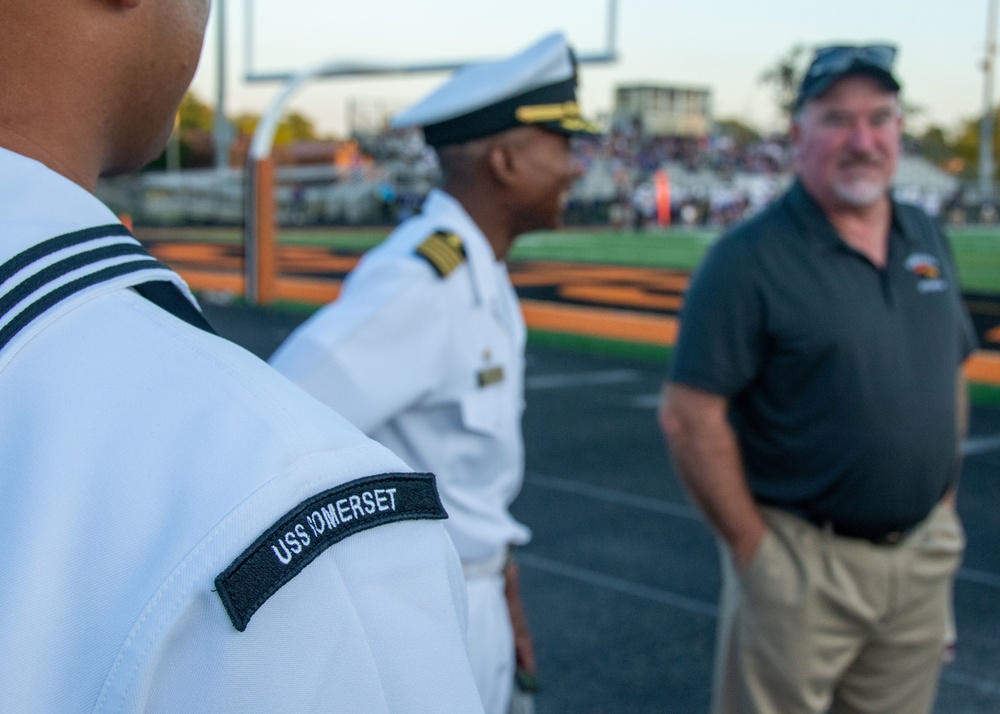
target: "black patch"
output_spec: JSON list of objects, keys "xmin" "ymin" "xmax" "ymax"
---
[{"xmin": 215, "ymin": 472, "xmax": 447, "ymax": 632}]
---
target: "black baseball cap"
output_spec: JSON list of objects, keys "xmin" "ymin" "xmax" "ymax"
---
[{"xmin": 795, "ymin": 44, "xmax": 901, "ymax": 111}]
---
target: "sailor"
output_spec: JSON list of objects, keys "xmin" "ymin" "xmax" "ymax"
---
[
  {"xmin": 0, "ymin": 1, "xmax": 483, "ymax": 711},
  {"xmin": 270, "ymin": 31, "xmax": 600, "ymax": 714}
]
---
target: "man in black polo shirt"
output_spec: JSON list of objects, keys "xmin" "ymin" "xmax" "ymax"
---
[{"xmin": 660, "ymin": 44, "xmax": 977, "ymax": 714}]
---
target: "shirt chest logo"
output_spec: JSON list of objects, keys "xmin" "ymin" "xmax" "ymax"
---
[{"xmin": 904, "ymin": 253, "xmax": 948, "ymax": 293}]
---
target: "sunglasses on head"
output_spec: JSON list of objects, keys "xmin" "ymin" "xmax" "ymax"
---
[{"xmin": 806, "ymin": 45, "xmax": 896, "ymax": 78}]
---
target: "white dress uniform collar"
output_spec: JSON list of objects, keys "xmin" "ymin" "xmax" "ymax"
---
[
  {"xmin": 0, "ymin": 148, "xmax": 205, "ymax": 363},
  {"xmin": 0, "ymin": 147, "xmax": 120, "ymax": 255}
]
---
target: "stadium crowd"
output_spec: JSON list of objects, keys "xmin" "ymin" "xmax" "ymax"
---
[{"xmin": 355, "ymin": 121, "xmax": 968, "ymax": 230}]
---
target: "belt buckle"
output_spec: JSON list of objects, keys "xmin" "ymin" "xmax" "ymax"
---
[{"xmin": 870, "ymin": 529, "xmax": 906, "ymax": 546}]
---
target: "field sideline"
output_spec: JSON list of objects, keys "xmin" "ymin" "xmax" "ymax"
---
[
  {"xmin": 136, "ymin": 224, "xmax": 1000, "ymax": 405},
  {"xmin": 139, "ymin": 224, "xmax": 1000, "ymax": 295}
]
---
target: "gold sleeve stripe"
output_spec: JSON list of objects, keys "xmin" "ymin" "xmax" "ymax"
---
[{"xmin": 416, "ymin": 232, "xmax": 466, "ymax": 277}]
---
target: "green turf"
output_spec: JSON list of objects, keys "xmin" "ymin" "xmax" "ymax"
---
[
  {"xmin": 302, "ymin": 225, "xmax": 1000, "ymax": 294},
  {"xmin": 138, "ymin": 224, "xmax": 1000, "ymax": 294},
  {"xmin": 280, "ymin": 229, "xmax": 388, "ymax": 251},
  {"xmin": 510, "ymin": 229, "xmax": 716, "ymax": 272},
  {"xmin": 947, "ymin": 228, "xmax": 1000, "ymax": 295},
  {"xmin": 527, "ymin": 330, "xmax": 672, "ymax": 364},
  {"xmin": 968, "ymin": 382, "xmax": 1000, "ymax": 407}
]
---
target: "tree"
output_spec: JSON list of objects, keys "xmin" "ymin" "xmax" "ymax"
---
[
  {"xmin": 275, "ymin": 111, "xmax": 319, "ymax": 144},
  {"xmin": 232, "ymin": 112, "xmax": 260, "ymax": 138},
  {"xmin": 914, "ymin": 125, "xmax": 960, "ymax": 169},
  {"xmin": 232, "ymin": 111, "xmax": 320, "ymax": 145},
  {"xmin": 143, "ymin": 91, "xmax": 215, "ymax": 170},
  {"xmin": 714, "ymin": 118, "xmax": 761, "ymax": 146},
  {"xmin": 952, "ymin": 110, "xmax": 1000, "ymax": 178},
  {"xmin": 177, "ymin": 91, "xmax": 214, "ymax": 132},
  {"xmin": 759, "ymin": 44, "xmax": 809, "ymax": 120}
]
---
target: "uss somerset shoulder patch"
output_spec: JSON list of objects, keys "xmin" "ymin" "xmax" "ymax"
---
[
  {"xmin": 215, "ymin": 472, "xmax": 447, "ymax": 632},
  {"xmin": 415, "ymin": 231, "xmax": 466, "ymax": 277}
]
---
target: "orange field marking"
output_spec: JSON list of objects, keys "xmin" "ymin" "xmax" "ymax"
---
[
  {"xmin": 148, "ymin": 241, "xmax": 1000, "ymax": 388},
  {"xmin": 278, "ymin": 248, "xmax": 360, "ymax": 275},
  {"xmin": 151, "ymin": 243, "xmax": 241, "ymax": 268},
  {"xmin": 512, "ymin": 262, "xmax": 690, "ymax": 292},
  {"xmin": 275, "ymin": 277, "xmax": 342, "ymax": 304},
  {"xmin": 520, "ymin": 299, "xmax": 678, "ymax": 346},
  {"xmin": 176, "ymin": 269, "xmax": 244, "ymax": 293},
  {"xmin": 964, "ymin": 351, "xmax": 1000, "ymax": 386},
  {"xmin": 558, "ymin": 285, "xmax": 684, "ymax": 312}
]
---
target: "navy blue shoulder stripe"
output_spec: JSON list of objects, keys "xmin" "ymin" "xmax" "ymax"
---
[
  {"xmin": 0, "ymin": 242, "xmax": 150, "ymax": 319},
  {"xmin": 0, "ymin": 258, "xmax": 164, "ymax": 352},
  {"xmin": 0, "ymin": 223, "xmax": 133, "ymax": 286},
  {"xmin": 0, "ymin": 223, "xmax": 214, "ymax": 354}
]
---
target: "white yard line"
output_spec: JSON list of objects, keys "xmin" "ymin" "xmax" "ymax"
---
[
  {"xmin": 524, "ymin": 472, "xmax": 699, "ymax": 521},
  {"xmin": 963, "ymin": 433, "xmax": 1000, "ymax": 456},
  {"xmin": 518, "ymin": 552, "xmax": 1000, "ymax": 699},
  {"xmin": 526, "ymin": 369, "xmax": 642, "ymax": 390},
  {"xmin": 517, "ymin": 552, "xmax": 718, "ymax": 617},
  {"xmin": 524, "ymin": 472, "xmax": 1000, "ymax": 591}
]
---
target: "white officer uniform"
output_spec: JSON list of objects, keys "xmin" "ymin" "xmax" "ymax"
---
[
  {"xmin": 270, "ymin": 32, "xmax": 600, "ymax": 714},
  {"xmin": 271, "ymin": 187, "xmax": 531, "ymax": 712},
  {"xmin": 0, "ymin": 146, "xmax": 484, "ymax": 713},
  {"xmin": 271, "ymin": 188, "xmax": 531, "ymax": 563}
]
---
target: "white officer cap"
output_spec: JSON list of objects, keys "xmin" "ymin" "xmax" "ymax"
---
[{"xmin": 392, "ymin": 32, "xmax": 601, "ymax": 147}]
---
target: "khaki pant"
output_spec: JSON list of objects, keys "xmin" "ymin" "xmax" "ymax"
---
[{"xmin": 712, "ymin": 504, "xmax": 964, "ymax": 714}]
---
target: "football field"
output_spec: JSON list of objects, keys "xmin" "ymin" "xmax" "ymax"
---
[
  {"xmin": 200, "ymin": 300, "xmax": 1000, "ymax": 714},
  {"xmin": 135, "ymin": 223, "xmax": 1000, "ymax": 293},
  {"xmin": 144, "ymin": 224, "xmax": 1000, "ymax": 709}
]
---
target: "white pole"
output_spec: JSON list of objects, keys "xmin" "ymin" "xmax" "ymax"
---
[
  {"xmin": 213, "ymin": 0, "xmax": 230, "ymax": 171},
  {"xmin": 980, "ymin": 0, "xmax": 997, "ymax": 203}
]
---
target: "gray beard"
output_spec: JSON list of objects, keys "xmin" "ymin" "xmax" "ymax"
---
[{"xmin": 831, "ymin": 177, "xmax": 888, "ymax": 207}]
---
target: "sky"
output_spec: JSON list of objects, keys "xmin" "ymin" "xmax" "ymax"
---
[{"xmin": 189, "ymin": 0, "xmax": 997, "ymax": 139}]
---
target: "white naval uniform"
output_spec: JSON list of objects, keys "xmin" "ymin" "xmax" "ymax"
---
[
  {"xmin": 271, "ymin": 188, "xmax": 532, "ymax": 714},
  {"xmin": 0, "ymin": 148, "xmax": 484, "ymax": 714}
]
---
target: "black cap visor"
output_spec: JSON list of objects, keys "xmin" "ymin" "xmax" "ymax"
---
[
  {"xmin": 423, "ymin": 77, "xmax": 600, "ymax": 147},
  {"xmin": 796, "ymin": 62, "xmax": 901, "ymax": 112}
]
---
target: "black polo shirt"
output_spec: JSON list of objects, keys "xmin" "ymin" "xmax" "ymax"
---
[{"xmin": 670, "ymin": 180, "xmax": 977, "ymax": 538}]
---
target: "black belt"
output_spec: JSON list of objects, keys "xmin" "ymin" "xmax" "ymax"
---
[
  {"xmin": 798, "ymin": 513, "xmax": 916, "ymax": 546},
  {"xmin": 830, "ymin": 524, "xmax": 913, "ymax": 546}
]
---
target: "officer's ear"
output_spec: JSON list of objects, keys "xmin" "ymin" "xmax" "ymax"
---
[{"xmin": 486, "ymin": 138, "xmax": 521, "ymax": 189}]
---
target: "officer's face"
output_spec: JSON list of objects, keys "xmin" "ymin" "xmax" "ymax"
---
[
  {"xmin": 506, "ymin": 127, "xmax": 586, "ymax": 232},
  {"xmin": 792, "ymin": 75, "xmax": 901, "ymax": 211}
]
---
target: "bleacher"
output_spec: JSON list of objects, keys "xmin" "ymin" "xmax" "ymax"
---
[{"xmin": 96, "ymin": 134, "xmax": 968, "ymax": 228}]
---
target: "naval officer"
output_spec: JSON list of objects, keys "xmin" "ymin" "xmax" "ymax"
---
[
  {"xmin": 0, "ymin": 0, "xmax": 484, "ymax": 711},
  {"xmin": 270, "ymin": 32, "xmax": 600, "ymax": 714}
]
